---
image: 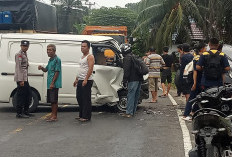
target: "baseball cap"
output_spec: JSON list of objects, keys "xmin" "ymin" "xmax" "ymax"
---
[{"xmin": 21, "ymin": 40, "xmax": 30, "ymax": 46}]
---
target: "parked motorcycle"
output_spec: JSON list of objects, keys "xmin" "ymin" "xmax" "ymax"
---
[{"xmin": 189, "ymin": 85, "xmax": 232, "ymax": 157}]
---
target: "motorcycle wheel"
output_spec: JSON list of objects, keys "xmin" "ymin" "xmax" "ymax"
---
[{"xmin": 206, "ymin": 145, "xmax": 220, "ymax": 157}]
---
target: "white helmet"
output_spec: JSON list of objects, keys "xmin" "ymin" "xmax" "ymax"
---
[{"xmin": 120, "ymin": 43, "xmax": 131, "ymax": 54}]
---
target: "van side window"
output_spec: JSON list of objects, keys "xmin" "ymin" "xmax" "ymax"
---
[
  {"xmin": 53, "ymin": 44, "xmax": 82, "ymax": 63},
  {"xmin": 93, "ymin": 47, "xmax": 116, "ymax": 66},
  {"xmin": 9, "ymin": 42, "xmax": 43, "ymax": 63}
]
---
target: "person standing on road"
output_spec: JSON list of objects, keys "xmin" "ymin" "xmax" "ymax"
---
[
  {"xmin": 38, "ymin": 44, "xmax": 62, "ymax": 122},
  {"xmin": 196, "ymin": 38, "xmax": 230, "ymax": 90},
  {"xmin": 182, "ymin": 42, "xmax": 206, "ymax": 121},
  {"xmin": 121, "ymin": 44, "xmax": 143, "ymax": 118},
  {"xmin": 175, "ymin": 44, "xmax": 183, "ymax": 97},
  {"xmin": 73, "ymin": 40, "xmax": 94, "ymax": 122},
  {"xmin": 179, "ymin": 43, "xmax": 194, "ymax": 102},
  {"xmin": 146, "ymin": 48, "xmax": 165, "ymax": 103},
  {"xmin": 14, "ymin": 40, "xmax": 33, "ymax": 118},
  {"xmin": 160, "ymin": 46, "xmax": 173, "ymax": 97}
]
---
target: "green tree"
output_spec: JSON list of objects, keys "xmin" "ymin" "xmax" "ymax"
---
[
  {"xmin": 51, "ymin": 0, "xmax": 88, "ymax": 34},
  {"xmin": 133, "ymin": 0, "xmax": 206, "ymax": 53},
  {"xmin": 133, "ymin": 0, "xmax": 232, "ymax": 53},
  {"xmin": 195, "ymin": 0, "xmax": 232, "ymax": 43},
  {"xmin": 85, "ymin": 7, "xmax": 138, "ymax": 36}
]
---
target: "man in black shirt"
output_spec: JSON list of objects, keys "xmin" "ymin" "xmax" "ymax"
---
[{"xmin": 160, "ymin": 46, "xmax": 173, "ymax": 97}]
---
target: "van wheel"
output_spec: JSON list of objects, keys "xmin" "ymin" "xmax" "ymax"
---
[
  {"xmin": 13, "ymin": 90, "xmax": 39, "ymax": 113},
  {"xmin": 117, "ymin": 91, "xmax": 127, "ymax": 112}
]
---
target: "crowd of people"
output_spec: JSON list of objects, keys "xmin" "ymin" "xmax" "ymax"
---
[
  {"xmin": 141, "ymin": 37, "xmax": 230, "ymax": 121},
  {"xmin": 14, "ymin": 37, "xmax": 230, "ymax": 122}
]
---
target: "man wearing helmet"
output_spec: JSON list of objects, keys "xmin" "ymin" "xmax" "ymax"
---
[{"xmin": 120, "ymin": 44, "xmax": 144, "ymax": 118}]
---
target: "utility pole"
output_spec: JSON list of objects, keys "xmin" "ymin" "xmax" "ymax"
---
[{"xmin": 84, "ymin": 1, "xmax": 95, "ymax": 9}]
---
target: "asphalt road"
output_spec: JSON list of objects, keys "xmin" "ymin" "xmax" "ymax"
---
[{"xmin": 0, "ymin": 91, "xmax": 188, "ymax": 157}]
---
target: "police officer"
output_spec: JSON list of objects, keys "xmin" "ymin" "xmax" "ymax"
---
[{"xmin": 14, "ymin": 40, "xmax": 32, "ymax": 118}]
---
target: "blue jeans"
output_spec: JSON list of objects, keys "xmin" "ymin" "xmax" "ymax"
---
[
  {"xmin": 126, "ymin": 81, "xmax": 141, "ymax": 115},
  {"xmin": 183, "ymin": 86, "xmax": 201, "ymax": 117}
]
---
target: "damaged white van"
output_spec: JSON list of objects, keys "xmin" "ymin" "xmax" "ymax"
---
[{"xmin": 0, "ymin": 33, "xmax": 149, "ymax": 112}]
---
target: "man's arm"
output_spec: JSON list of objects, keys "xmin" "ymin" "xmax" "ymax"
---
[
  {"xmin": 225, "ymin": 66, "xmax": 230, "ymax": 71},
  {"xmin": 38, "ymin": 65, "xmax": 48, "ymax": 72},
  {"xmin": 196, "ymin": 65, "xmax": 202, "ymax": 71},
  {"xmin": 50, "ymin": 72, "xmax": 59, "ymax": 89},
  {"xmin": 222, "ymin": 56, "xmax": 230, "ymax": 71},
  {"xmin": 196, "ymin": 55, "xmax": 204, "ymax": 71}
]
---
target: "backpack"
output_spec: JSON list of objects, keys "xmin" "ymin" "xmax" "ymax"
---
[
  {"xmin": 131, "ymin": 55, "xmax": 149, "ymax": 75},
  {"xmin": 183, "ymin": 60, "xmax": 193, "ymax": 84},
  {"xmin": 204, "ymin": 51, "xmax": 223, "ymax": 80}
]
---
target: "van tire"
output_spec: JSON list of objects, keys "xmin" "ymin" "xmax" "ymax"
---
[
  {"xmin": 117, "ymin": 90, "xmax": 127, "ymax": 112},
  {"xmin": 12, "ymin": 90, "xmax": 39, "ymax": 113}
]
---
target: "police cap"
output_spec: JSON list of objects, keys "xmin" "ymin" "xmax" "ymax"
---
[{"xmin": 21, "ymin": 40, "xmax": 30, "ymax": 46}]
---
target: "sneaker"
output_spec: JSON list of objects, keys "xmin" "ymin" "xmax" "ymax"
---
[
  {"xmin": 182, "ymin": 116, "xmax": 192, "ymax": 121},
  {"xmin": 24, "ymin": 112, "xmax": 34, "ymax": 117},
  {"xmin": 122, "ymin": 113, "xmax": 132, "ymax": 118},
  {"xmin": 16, "ymin": 114, "xmax": 29, "ymax": 118}
]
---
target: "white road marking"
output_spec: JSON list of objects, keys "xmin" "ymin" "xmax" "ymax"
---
[{"xmin": 168, "ymin": 93, "xmax": 192, "ymax": 157}]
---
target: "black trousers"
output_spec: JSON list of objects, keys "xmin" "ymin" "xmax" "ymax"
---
[
  {"xmin": 76, "ymin": 80, "xmax": 93, "ymax": 120},
  {"xmin": 16, "ymin": 81, "xmax": 32, "ymax": 114}
]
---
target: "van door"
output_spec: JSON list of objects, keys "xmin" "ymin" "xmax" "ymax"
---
[
  {"xmin": 0, "ymin": 39, "xmax": 46, "ymax": 103},
  {"xmin": 91, "ymin": 44, "xmax": 124, "ymax": 104}
]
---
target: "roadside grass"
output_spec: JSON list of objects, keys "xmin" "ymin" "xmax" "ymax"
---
[{"xmin": 171, "ymin": 72, "xmax": 177, "ymax": 89}]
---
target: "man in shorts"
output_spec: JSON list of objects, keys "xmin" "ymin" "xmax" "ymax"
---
[
  {"xmin": 146, "ymin": 48, "xmax": 165, "ymax": 103},
  {"xmin": 179, "ymin": 43, "xmax": 193, "ymax": 101},
  {"xmin": 160, "ymin": 46, "xmax": 173, "ymax": 97},
  {"xmin": 38, "ymin": 44, "xmax": 62, "ymax": 122}
]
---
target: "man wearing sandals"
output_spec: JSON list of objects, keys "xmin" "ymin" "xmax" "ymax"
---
[
  {"xmin": 146, "ymin": 48, "xmax": 165, "ymax": 103},
  {"xmin": 160, "ymin": 46, "xmax": 173, "ymax": 97},
  {"xmin": 38, "ymin": 44, "xmax": 62, "ymax": 122},
  {"xmin": 73, "ymin": 40, "xmax": 94, "ymax": 122}
]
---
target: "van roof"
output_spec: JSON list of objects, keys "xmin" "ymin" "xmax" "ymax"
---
[{"xmin": 0, "ymin": 33, "xmax": 113, "ymax": 42}]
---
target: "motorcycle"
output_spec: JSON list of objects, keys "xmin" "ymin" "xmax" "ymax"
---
[{"xmin": 189, "ymin": 85, "xmax": 232, "ymax": 157}]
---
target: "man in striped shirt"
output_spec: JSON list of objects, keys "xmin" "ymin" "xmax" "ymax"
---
[{"xmin": 146, "ymin": 48, "xmax": 165, "ymax": 103}]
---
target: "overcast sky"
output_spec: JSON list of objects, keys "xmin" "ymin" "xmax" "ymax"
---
[{"xmin": 42, "ymin": 0, "xmax": 141, "ymax": 8}]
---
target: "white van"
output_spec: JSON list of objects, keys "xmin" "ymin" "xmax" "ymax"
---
[{"xmin": 0, "ymin": 33, "xmax": 149, "ymax": 112}]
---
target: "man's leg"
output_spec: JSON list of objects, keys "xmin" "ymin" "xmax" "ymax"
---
[
  {"xmin": 48, "ymin": 88, "xmax": 59, "ymax": 120},
  {"xmin": 167, "ymin": 83, "xmax": 171, "ymax": 95},
  {"xmin": 16, "ymin": 82, "xmax": 27, "ymax": 117},
  {"xmin": 126, "ymin": 81, "xmax": 137, "ymax": 115},
  {"xmin": 149, "ymin": 78, "xmax": 157, "ymax": 102},
  {"xmin": 50, "ymin": 103, "xmax": 58, "ymax": 119},
  {"xmin": 133, "ymin": 82, "xmax": 141, "ymax": 115},
  {"xmin": 166, "ymin": 72, "xmax": 172, "ymax": 95},
  {"xmin": 185, "ymin": 94, "xmax": 190, "ymax": 102},
  {"xmin": 151, "ymin": 91, "xmax": 157, "ymax": 101},
  {"xmin": 161, "ymin": 71, "xmax": 166, "ymax": 95},
  {"xmin": 161, "ymin": 83, "xmax": 166, "ymax": 95},
  {"xmin": 81, "ymin": 80, "xmax": 93, "ymax": 120},
  {"xmin": 183, "ymin": 90, "xmax": 197, "ymax": 117},
  {"xmin": 76, "ymin": 81, "xmax": 83, "ymax": 119},
  {"xmin": 24, "ymin": 82, "xmax": 32, "ymax": 115}
]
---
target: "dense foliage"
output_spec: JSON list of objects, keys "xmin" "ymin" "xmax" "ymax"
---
[
  {"xmin": 131, "ymin": 0, "xmax": 232, "ymax": 53},
  {"xmin": 85, "ymin": 7, "xmax": 137, "ymax": 36},
  {"xmin": 51, "ymin": 0, "xmax": 88, "ymax": 34}
]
